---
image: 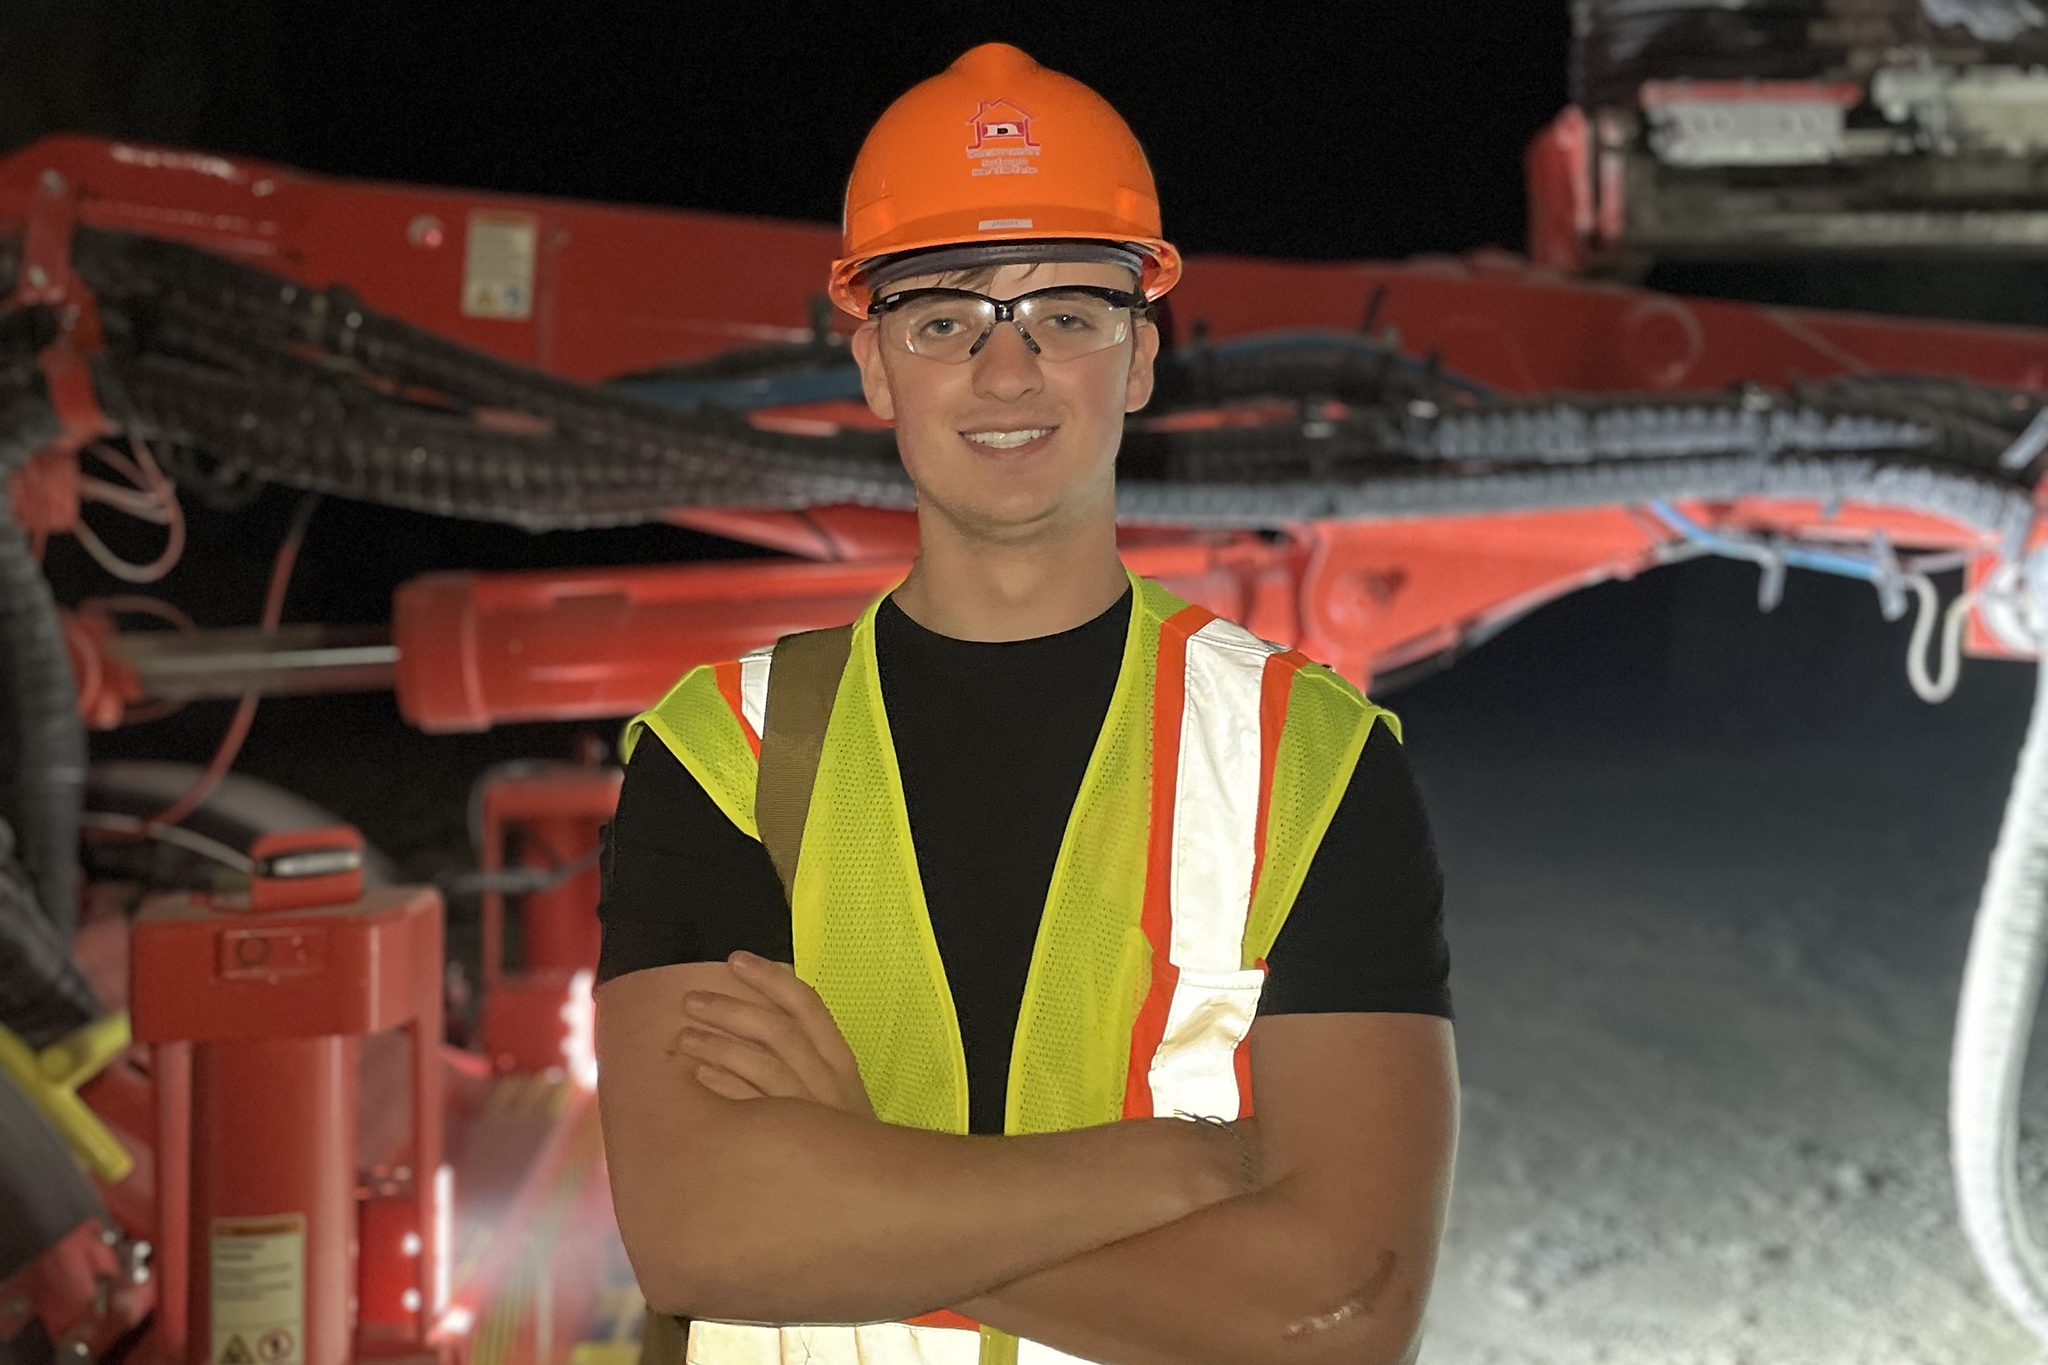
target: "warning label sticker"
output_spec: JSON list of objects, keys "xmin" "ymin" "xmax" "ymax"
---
[
  {"xmin": 212, "ymin": 1215, "xmax": 304, "ymax": 1365},
  {"xmin": 462, "ymin": 212, "xmax": 538, "ymax": 320}
]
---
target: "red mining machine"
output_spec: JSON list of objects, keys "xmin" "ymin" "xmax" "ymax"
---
[{"xmin": 10, "ymin": 20, "xmax": 2048, "ymax": 1357}]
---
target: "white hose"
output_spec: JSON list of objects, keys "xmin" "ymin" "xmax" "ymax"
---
[
  {"xmin": 1952, "ymin": 565, "xmax": 2048, "ymax": 1346},
  {"xmin": 1905, "ymin": 574, "xmax": 1973, "ymax": 704}
]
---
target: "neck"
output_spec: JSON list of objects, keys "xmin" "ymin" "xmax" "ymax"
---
[{"xmin": 891, "ymin": 506, "xmax": 1126, "ymax": 642}]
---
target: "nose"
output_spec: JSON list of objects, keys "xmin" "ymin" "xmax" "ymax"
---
[{"xmin": 969, "ymin": 318, "xmax": 1044, "ymax": 402}]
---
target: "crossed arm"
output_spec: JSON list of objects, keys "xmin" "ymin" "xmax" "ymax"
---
[{"xmin": 595, "ymin": 953, "xmax": 1458, "ymax": 1365}]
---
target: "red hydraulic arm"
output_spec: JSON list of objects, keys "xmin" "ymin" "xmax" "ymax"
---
[{"xmin": 9, "ymin": 134, "xmax": 2047, "ymax": 730}]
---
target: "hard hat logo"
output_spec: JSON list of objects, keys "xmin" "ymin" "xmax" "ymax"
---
[
  {"xmin": 827, "ymin": 42, "xmax": 1183, "ymax": 316},
  {"xmin": 967, "ymin": 100, "xmax": 1040, "ymax": 177}
]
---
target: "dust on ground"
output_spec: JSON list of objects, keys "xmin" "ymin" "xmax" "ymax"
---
[{"xmin": 1403, "ymin": 560, "xmax": 2047, "ymax": 1364}]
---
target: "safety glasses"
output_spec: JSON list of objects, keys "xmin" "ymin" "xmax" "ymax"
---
[{"xmin": 868, "ymin": 284, "xmax": 1141, "ymax": 363}]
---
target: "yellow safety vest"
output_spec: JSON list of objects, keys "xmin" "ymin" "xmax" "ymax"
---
[{"xmin": 624, "ymin": 569, "xmax": 1393, "ymax": 1365}]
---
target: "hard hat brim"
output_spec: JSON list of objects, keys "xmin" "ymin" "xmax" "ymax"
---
[{"xmin": 830, "ymin": 220, "xmax": 1181, "ymax": 317}]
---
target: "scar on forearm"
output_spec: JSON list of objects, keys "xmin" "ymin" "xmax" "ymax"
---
[{"xmin": 1281, "ymin": 1249, "xmax": 1398, "ymax": 1341}]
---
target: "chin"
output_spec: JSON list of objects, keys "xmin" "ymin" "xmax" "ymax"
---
[{"xmin": 924, "ymin": 486, "xmax": 1071, "ymax": 538}]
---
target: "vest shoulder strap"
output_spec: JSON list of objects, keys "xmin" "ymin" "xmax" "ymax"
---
[
  {"xmin": 623, "ymin": 662, "xmax": 763, "ymax": 840},
  {"xmin": 755, "ymin": 624, "xmax": 854, "ymax": 900}
]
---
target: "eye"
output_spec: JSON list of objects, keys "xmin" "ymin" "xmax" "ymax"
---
[{"xmin": 1042, "ymin": 311, "xmax": 1094, "ymax": 332}]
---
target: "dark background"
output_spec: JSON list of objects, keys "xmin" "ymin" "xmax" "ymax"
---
[
  {"xmin": 0, "ymin": 1, "xmax": 2032, "ymax": 888},
  {"xmin": 0, "ymin": 2, "xmax": 1572, "ymax": 262}
]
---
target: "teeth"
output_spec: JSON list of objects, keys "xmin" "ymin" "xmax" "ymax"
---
[{"xmin": 964, "ymin": 428, "xmax": 1050, "ymax": 450}]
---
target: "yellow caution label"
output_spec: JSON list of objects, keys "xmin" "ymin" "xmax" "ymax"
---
[
  {"xmin": 211, "ymin": 1215, "xmax": 304, "ymax": 1365},
  {"xmin": 462, "ymin": 212, "xmax": 538, "ymax": 320}
]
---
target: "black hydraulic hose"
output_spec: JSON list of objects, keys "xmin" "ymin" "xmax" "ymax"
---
[
  {"xmin": 105, "ymin": 351, "xmax": 909, "ymax": 530},
  {"xmin": 69, "ymin": 228, "xmax": 2048, "ymax": 530},
  {"xmin": 0, "ymin": 839, "xmax": 97, "ymax": 1047},
  {"xmin": 73, "ymin": 229, "xmax": 733, "ymax": 443},
  {"xmin": 0, "ymin": 364, "xmax": 87, "ymax": 949}
]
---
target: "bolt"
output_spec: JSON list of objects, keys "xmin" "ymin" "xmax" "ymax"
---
[
  {"xmin": 25, "ymin": 264, "xmax": 49, "ymax": 290},
  {"xmin": 39, "ymin": 169, "xmax": 65, "ymax": 195},
  {"xmin": 406, "ymin": 215, "xmax": 446, "ymax": 249},
  {"xmin": 62, "ymin": 1339, "xmax": 90, "ymax": 1361}
]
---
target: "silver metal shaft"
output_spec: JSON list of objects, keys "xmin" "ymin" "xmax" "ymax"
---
[{"xmin": 109, "ymin": 624, "xmax": 397, "ymax": 700}]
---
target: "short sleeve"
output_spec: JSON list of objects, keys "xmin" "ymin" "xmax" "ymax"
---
[
  {"xmin": 1254, "ymin": 722, "xmax": 1452, "ymax": 1019},
  {"xmin": 594, "ymin": 735, "xmax": 793, "ymax": 985}
]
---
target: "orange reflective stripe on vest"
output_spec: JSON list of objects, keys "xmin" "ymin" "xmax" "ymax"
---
[{"xmin": 710, "ymin": 648, "xmax": 773, "ymax": 757}]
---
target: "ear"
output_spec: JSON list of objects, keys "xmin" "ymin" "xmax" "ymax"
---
[
  {"xmin": 850, "ymin": 323, "xmax": 896, "ymax": 423},
  {"xmin": 1124, "ymin": 315, "xmax": 1162, "ymax": 414}
]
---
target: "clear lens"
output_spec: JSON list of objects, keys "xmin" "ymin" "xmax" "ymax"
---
[
  {"xmin": 882, "ymin": 288, "xmax": 1133, "ymax": 363},
  {"xmin": 890, "ymin": 294, "xmax": 994, "ymax": 361},
  {"xmin": 1017, "ymin": 291, "xmax": 1131, "ymax": 359}
]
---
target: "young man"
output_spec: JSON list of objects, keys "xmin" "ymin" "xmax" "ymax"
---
[{"xmin": 594, "ymin": 42, "xmax": 1457, "ymax": 1365}]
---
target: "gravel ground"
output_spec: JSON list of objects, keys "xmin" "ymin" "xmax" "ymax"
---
[{"xmin": 1397, "ymin": 560, "xmax": 2048, "ymax": 1364}]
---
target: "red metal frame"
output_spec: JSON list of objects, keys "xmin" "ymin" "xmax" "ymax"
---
[
  {"xmin": 5, "ymin": 132, "xmax": 2047, "ymax": 1365},
  {"xmin": 474, "ymin": 766, "xmax": 619, "ymax": 996},
  {"xmin": 7, "ymin": 134, "xmax": 2047, "ymax": 405},
  {"xmin": 130, "ymin": 828, "xmax": 446, "ymax": 1365},
  {"xmin": 468, "ymin": 763, "xmax": 616, "ymax": 1079},
  {"xmin": 15, "ymin": 132, "xmax": 2046, "ymax": 720}
]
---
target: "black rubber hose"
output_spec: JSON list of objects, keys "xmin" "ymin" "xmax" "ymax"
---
[
  {"xmin": 64, "ymin": 226, "xmax": 2048, "ymax": 538},
  {"xmin": 0, "ymin": 360, "xmax": 85, "ymax": 948},
  {"xmin": 105, "ymin": 351, "xmax": 909, "ymax": 530},
  {"xmin": 0, "ymin": 839, "xmax": 97, "ymax": 1047},
  {"xmin": 76, "ymin": 227, "xmax": 2048, "ymax": 516},
  {"xmin": 0, "ymin": 1045, "xmax": 105, "ymax": 1276}
]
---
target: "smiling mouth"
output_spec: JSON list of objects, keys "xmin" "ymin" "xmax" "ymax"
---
[{"xmin": 961, "ymin": 427, "xmax": 1055, "ymax": 450}]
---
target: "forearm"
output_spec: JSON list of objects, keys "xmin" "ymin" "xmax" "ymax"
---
[
  {"xmin": 954, "ymin": 1175, "xmax": 1426, "ymax": 1365},
  {"xmin": 614, "ymin": 1094, "xmax": 1241, "ymax": 1325}
]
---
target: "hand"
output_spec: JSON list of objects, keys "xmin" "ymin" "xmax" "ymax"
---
[{"xmin": 672, "ymin": 951, "xmax": 876, "ymax": 1119}]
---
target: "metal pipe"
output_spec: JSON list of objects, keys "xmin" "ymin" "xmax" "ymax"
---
[
  {"xmin": 108, "ymin": 624, "xmax": 396, "ymax": 701},
  {"xmin": 188, "ymin": 1035, "xmax": 358, "ymax": 1365},
  {"xmin": 153, "ymin": 1039, "xmax": 192, "ymax": 1364}
]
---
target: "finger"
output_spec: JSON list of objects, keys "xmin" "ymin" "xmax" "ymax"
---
[
  {"xmin": 684, "ymin": 993, "xmax": 844, "ymax": 1103},
  {"xmin": 673, "ymin": 1026, "xmax": 811, "ymax": 1100},
  {"xmin": 722, "ymin": 959, "xmax": 872, "ymax": 1116},
  {"xmin": 691, "ymin": 1063, "xmax": 766, "ymax": 1101},
  {"xmin": 727, "ymin": 954, "xmax": 863, "ymax": 1070}
]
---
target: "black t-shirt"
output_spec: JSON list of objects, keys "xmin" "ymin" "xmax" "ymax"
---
[{"xmin": 597, "ymin": 588, "xmax": 1451, "ymax": 1135}]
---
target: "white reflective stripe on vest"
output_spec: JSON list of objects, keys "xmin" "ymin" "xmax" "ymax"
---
[
  {"xmin": 1143, "ymin": 617, "xmax": 1284, "ymax": 1123},
  {"xmin": 738, "ymin": 646, "xmax": 774, "ymax": 739},
  {"xmin": 685, "ymin": 1320, "xmax": 1102, "ymax": 1365},
  {"xmin": 1170, "ymin": 619, "xmax": 1286, "ymax": 970}
]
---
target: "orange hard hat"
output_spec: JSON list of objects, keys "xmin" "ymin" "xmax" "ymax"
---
[{"xmin": 828, "ymin": 43, "xmax": 1182, "ymax": 317}]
